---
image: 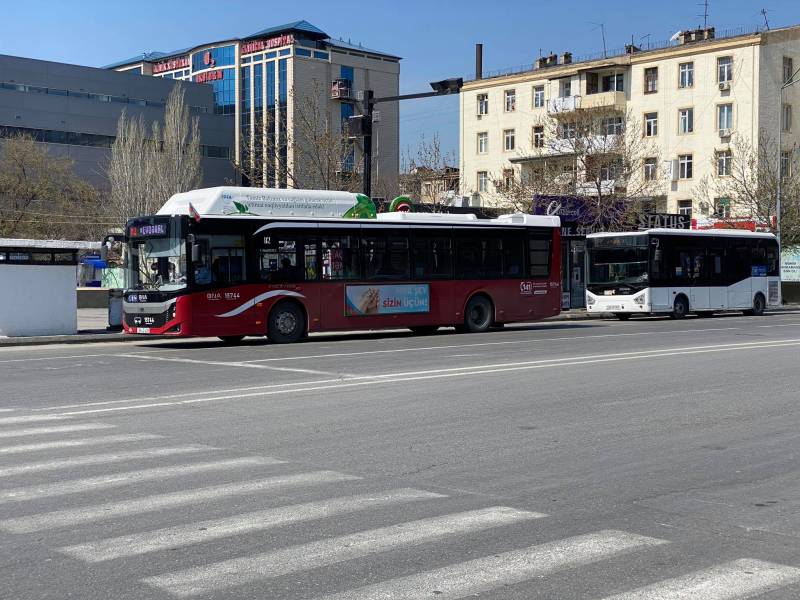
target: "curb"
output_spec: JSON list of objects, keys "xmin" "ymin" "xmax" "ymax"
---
[{"xmin": 2, "ymin": 306, "xmax": 798, "ymax": 348}]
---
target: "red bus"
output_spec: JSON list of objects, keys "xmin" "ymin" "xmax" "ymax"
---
[{"xmin": 123, "ymin": 193, "xmax": 561, "ymax": 343}]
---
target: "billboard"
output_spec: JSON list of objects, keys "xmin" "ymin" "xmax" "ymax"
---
[
  {"xmin": 782, "ymin": 247, "xmax": 800, "ymax": 282},
  {"xmin": 345, "ymin": 284, "xmax": 430, "ymax": 316}
]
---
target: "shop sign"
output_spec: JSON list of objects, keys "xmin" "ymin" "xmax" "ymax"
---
[
  {"xmin": 194, "ymin": 70, "xmax": 224, "ymax": 83},
  {"xmin": 638, "ymin": 212, "xmax": 691, "ymax": 229},
  {"xmin": 152, "ymin": 56, "xmax": 189, "ymax": 74},
  {"xmin": 241, "ymin": 34, "xmax": 295, "ymax": 55}
]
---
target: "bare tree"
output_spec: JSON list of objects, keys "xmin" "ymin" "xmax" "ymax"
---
[
  {"xmin": 107, "ymin": 84, "xmax": 202, "ymax": 227},
  {"xmin": 0, "ymin": 133, "xmax": 101, "ymax": 240},
  {"xmin": 481, "ymin": 106, "xmax": 664, "ymax": 228},
  {"xmin": 694, "ymin": 132, "xmax": 800, "ymax": 246},
  {"xmin": 400, "ymin": 134, "xmax": 459, "ymax": 210},
  {"xmin": 232, "ymin": 81, "xmax": 363, "ymax": 193}
]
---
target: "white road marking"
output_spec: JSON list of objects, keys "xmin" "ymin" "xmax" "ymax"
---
[
  {"xmin": 601, "ymin": 558, "xmax": 800, "ymax": 599},
  {"xmin": 46, "ymin": 338, "xmax": 800, "ymax": 417},
  {"xmin": 0, "ymin": 456, "xmax": 282, "ymax": 504},
  {"xmin": 0, "ymin": 409, "xmax": 15, "ymax": 412},
  {"xmin": 0, "ymin": 470, "xmax": 358, "ymax": 533},
  {"xmin": 115, "ymin": 353, "xmax": 345, "ymax": 376},
  {"xmin": 0, "ymin": 353, "xmax": 107, "ymax": 364},
  {"xmin": 0, "ymin": 423, "xmax": 115, "ymax": 440},
  {"xmin": 0, "ymin": 433, "xmax": 162, "ymax": 455},
  {"xmin": 0, "ymin": 445, "xmax": 211, "ymax": 478},
  {"xmin": 142, "ymin": 506, "xmax": 546, "ymax": 597},
  {"xmin": 0, "ymin": 415, "xmax": 70, "ymax": 425},
  {"xmin": 312, "ymin": 530, "xmax": 667, "ymax": 600},
  {"xmin": 59, "ymin": 488, "xmax": 448, "ymax": 562}
]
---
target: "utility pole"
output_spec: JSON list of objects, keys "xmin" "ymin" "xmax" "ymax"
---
[{"xmin": 361, "ymin": 90, "xmax": 374, "ymax": 198}]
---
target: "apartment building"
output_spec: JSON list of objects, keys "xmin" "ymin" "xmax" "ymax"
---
[
  {"xmin": 460, "ymin": 24, "xmax": 800, "ymax": 218},
  {"xmin": 107, "ymin": 20, "xmax": 400, "ymax": 192}
]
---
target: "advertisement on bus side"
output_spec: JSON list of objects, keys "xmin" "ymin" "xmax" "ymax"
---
[{"xmin": 345, "ymin": 284, "xmax": 430, "ymax": 316}]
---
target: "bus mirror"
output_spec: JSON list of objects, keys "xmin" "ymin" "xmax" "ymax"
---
[
  {"xmin": 100, "ymin": 244, "xmax": 109, "ymax": 262},
  {"xmin": 191, "ymin": 244, "xmax": 200, "ymax": 263}
]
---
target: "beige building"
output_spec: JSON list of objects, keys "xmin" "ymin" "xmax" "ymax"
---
[
  {"xmin": 460, "ymin": 24, "xmax": 800, "ymax": 217},
  {"xmin": 107, "ymin": 20, "xmax": 400, "ymax": 193}
]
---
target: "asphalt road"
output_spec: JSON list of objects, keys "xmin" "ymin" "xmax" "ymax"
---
[{"xmin": 2, "ymin": 312, "xmax": 800, "ymax": 599}]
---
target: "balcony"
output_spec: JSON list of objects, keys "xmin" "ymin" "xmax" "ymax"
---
[
  {"xmin": 330, "ymin": 79, "xmax": 353, "ymax": 101},
  {"xmin": 547, "ymin": 91, "xmax": 626, "ymax": 115}
]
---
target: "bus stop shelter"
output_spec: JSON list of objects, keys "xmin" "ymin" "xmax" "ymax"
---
[{"xmin": 0, "ymin": 238, "xmax": 100, "ymax": 337}]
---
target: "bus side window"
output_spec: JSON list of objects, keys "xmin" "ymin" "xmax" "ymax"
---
[
  {"xmin": 765, "ymin": 242, "xmax": 779, "ymax": 276},
  {"xmin": 528, "ymin": 233, "xmax": 551, "ymax": 279},
  {"xmin": 321, "ymin": 235, "xmax": 360, "ymax": 280},
  {"xmin": 259, "ymin": 236, "xmax": 302, "ymax": 283},
  {"xmin": 503, "ymin": 233, "xmax": 525, "ymax": 278},
  {"xmin": 211, "ymin": 248, "xmax": 245, "ymax": 284},
  {"xmin": 412, "ymin": 234, "xmax": 453, "ymax": 279},
  {"xmin": 363, "ymin": 233, "xmax": 410, "ymax": 281}
]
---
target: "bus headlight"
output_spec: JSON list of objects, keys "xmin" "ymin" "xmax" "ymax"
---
[{"xmin": 633, "ymin": 293, "xmax": 646, "ymax": 306}]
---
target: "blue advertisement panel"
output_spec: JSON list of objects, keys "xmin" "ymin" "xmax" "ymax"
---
[{"xmin": 345, "ymin": 284, "xmax": 430, "ymax": 316}]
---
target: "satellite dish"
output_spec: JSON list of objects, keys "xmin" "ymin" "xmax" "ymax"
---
[{"xmin": 670, "ymin": 30, "xmax": 683, "ymax": 42}]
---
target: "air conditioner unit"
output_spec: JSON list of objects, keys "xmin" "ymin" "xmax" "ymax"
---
[
  {"xmin": 718, "ymin": 81, "xmax": 731, "ymax": 91},
  {"xmin": 719, "ymin": 128, "xmax": 732, "ymax": 138}
]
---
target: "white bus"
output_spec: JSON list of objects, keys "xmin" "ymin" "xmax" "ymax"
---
[{"xmin": 585, "ymin": 229, "xmax": 780, "ymax": 319}]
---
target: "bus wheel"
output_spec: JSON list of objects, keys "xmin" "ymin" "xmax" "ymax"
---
[
  {"xmin": 613, "ymin": 313, "xmax": 631, "ymax": 321},
  {"xmin": 409, "ymin": 326, "xmax": 439, "ymax": 335},
  {"xmin": 219, "ymin": 335, "xmax": 245, "ymax": 344},
  {"xmin": 464, "ymin": 295, "xmax": 493, "ymax": 333},
  {"xmin": 671, "ymin": 296, "xmax": 689, "ymax": 319},
  {"xmin": 744, "ymin": 293, "xmax": 766, "ymax": 317},
  {"xmin": 268, "ymin": 301, "xmax": 306, "ymax": 344}
]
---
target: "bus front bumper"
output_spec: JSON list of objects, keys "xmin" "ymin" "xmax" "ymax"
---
[{"xmin": 586, "ymin": 290, "xmax": 650, "ymax": 314}]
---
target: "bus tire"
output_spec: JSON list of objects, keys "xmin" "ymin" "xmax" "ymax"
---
[
  {"xmin": 219, "ymin": 335, "xmax": 245, "ymax": 344},
  {"xmin": 409, "ymin": 326, "xmax": 439, "ymax": 335},
  {"xmin": 267, "ymin": 301, "xmax": 306, "ymax": 344},
  {"xmin": 463, "ymin": 295, "xmax": 494, "ymax": 333},
  {"xmin": 671, "ymin": 295, "xmax": 689, "ymax": 319},
  {"xmin": 613, "ymin": 313, "xmax": 631, "ymax": 321},
  {"xmin": 744, "ymin": 293, "xmax": 766, "ymax": 317}
]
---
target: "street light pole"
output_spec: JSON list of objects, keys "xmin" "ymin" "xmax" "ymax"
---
[
  {"xmin": 777, "ymin": 65, "xmax": 800, "ymax": 247},
  {"xmin": 355, "ymin": 78, "xmax": 463, "ymax": 198}
]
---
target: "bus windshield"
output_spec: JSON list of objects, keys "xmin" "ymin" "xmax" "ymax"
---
[
  {"xmin": 587, "ymin": 236, "xmax": 649, "ymax": 285},
  {"xmin": 127, "ymin": 222, "xmax": 187, "ymax": 292}
]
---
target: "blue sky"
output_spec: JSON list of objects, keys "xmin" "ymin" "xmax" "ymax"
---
[{"xmin": 2, "ymin": 0, "xmax": 798, "ymax": 164}]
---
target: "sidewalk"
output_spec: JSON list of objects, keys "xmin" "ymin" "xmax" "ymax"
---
[{"xmin": 1, "ymin": 305, "xmax": 798, "ymax": 348}]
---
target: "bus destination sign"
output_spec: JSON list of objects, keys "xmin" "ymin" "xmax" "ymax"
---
[{"xmin": 129, "ymin": 223, "xmax": 167, "ymax": 238}]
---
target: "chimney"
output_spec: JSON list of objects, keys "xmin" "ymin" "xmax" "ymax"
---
[
  {"xmin": 625, "ymin": 44, "xmax": 640, "ymax": 54},
  {"xmin": 560, "ymin": 52, "xmax": 572, "ymax": 65},
  {"xmin": 475, "ymin": 43, "xmax": 483, "ymax": 80},
  {"xmin": 547, "ymin": 53, "xmax": 558, "ymax": 66}
]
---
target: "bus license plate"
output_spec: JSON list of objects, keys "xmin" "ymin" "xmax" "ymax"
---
[
  {"xmin": 136, "ymin": 327, "xmax": 150, "ymax": 333},
  {"xmin": 605, "ymin": 305, "xmax": 622, "ymax": 311}
]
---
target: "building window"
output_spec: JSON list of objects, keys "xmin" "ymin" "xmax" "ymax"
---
[
  {"xmin": 504, "ymin": 89, "xmax": 516, "ymax": 112},
  {"xmin": 558, "ymin": 122, "xmax": 577, "ymax": 139},
  {"xmin": 679, "ymin": 108, "xmax": 694, "ymax": 134},
  {"xmin": 784, "ymin": 56, "xmax": 795, "ymax": 84},
  {"xmin": 503, "ymin": 128, "xmax": 516, "ymax": 151},
  {"xmin": 717, "ymin": 103, "xmax": 733, "ymax": 131},
  {"xmin": 782, "ymin": 103, "xmax": 792, "ymax": 132},
  {"xmin": 602, "ymin": 73, "xmax": 624, "ymax": 92},
  {"xmin": 477, "ymin": 132, "xmax": 488, "ymax": 154},
  {"xmin": 560, "ymin": 79, "xmax": 572, "ymax": 98},
  {"xmin": 781, "ymin": 151, "xmax": 792, "ymax": 178},
  {"xmin": 644, "ymin": 112, "xmax": 658, "ymax": 137},
  {"xmin": 533, "ymin": 85, "xmax": 545, "ymax": 108},
  {"xmin": 533, "ymin": 125, "xmax": 544, "ymax": 148},
  {"xmin": 678, "ymin": 200, "xmax": 693, "ymax": 215},
  {"xmin": 477, "ymin": 94, "xmax": 489, "ymax": 115},
  {"xmin": 717, "ymin": 150, "xmax": 732, "ymax": 176},
  {"xmin": 678, "ymin": 62, "xmax": 694, "ymax": 88},
  {"xmin": 604, "ymin": 116, "xmax": 623, "ymax": 135},
  {"xmin": 644, "ymin": 67, "xmax": 658, "ymax": 94},
  {"xmin": 717, "ymin": 56, "xmax": 733, "ymax": 83},
  {"xmin": 502, "ymin": 168, "xmax": 514, "ymax": 190},
  {"xmin": 600, "ymin": 161, "xmax": 619, "ymax": 181},
  {"xmin": 714, "ymin": 197, "xmax": 731, "ymax": 218},
  {"xmin": 644, "ymin": 157, "xmax": 658, "ymax": 181},
  {"xmin": 679, "ymin": 154, "xmax": 693, "ymax": 179},
  {"xmin": 477, "ymin": 171, "xmax": 489, "ymax": 192}
]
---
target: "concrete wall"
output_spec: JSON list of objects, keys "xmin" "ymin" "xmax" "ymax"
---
[{"xmin": 0, "ymin": 265, "xmax": 77, "ymax": 336}]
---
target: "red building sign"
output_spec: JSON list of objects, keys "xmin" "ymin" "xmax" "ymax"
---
[
  {"xmin": 152, "ymin": 56, "xmax": 189, "ymax": 74},
  {"xmin": 194, "ymin": 70, "xmax": 224, "ymax": 83},
  {"xmin": 240, "ymin": 34, "xmax": 295, "ymax": 55}
]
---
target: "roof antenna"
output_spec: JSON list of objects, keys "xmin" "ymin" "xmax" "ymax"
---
[
  {"xmin": 589, "ymin": 22, "xmax": 607, "ymax": 58},
  {"xmin": 761, "ymin": 8, "xmax": 771, "ymax": 30},
  {"xmin": 698, "ymin": 0, "xmax": 710, "ymax": 28}
]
